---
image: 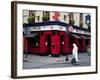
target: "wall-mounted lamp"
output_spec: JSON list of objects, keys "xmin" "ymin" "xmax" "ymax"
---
[
  {"xmin": 36, "ymin": 42, "xmax": 38, "ymax": 46},
  {"xmin": 45, "ymin": 41, "xmax": 48, "ymax": 45},
  {"xmin": 62, "ymin": 42, "xmax": 64, "ymax": 45}
]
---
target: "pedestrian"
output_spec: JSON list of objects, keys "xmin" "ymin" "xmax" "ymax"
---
[
  {"xmin": 71, "ymin": 43, "xmax": 79, "ymax": 64},
  {"xmin": 65, "ymin": 54, "xmax": 69, "ymax": 61}
]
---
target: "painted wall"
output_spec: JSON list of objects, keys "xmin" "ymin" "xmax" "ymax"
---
[
  {"xmin": 35, "ymin": 11, "xmax": 43, "ymax": 22},
  {"xmin": 23, "ymin": 10, "xmax": 29, "ymax": 23},
  {"xmin": 74, "ymin": 13, "xmax": 80, "ymax": 26},
  {"xmin": 23, "ymin": 11, "xmax": 91, "ymax": 29}
]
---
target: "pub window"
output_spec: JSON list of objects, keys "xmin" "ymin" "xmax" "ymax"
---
[
  {"xmin": 80, "ymin": 13, "xmax": 83, "ymax": 27},
  {"xmin": 28, "ymin": 36, "xmax": 40, "ymax": 47}
]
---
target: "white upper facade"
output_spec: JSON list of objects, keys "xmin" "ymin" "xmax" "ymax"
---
[{"xmin": 23, "ymin": 10, "xmax": 91, "ymax": 29}]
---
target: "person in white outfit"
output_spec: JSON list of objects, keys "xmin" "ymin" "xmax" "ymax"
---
[{"xmin": 72, "ymin": 43, "xmax": 78, "ymax": 63}]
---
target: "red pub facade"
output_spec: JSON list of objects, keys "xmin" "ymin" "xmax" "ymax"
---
[{"xmin": 23, "ymin": 21, "xmax": 90, "ymax": 57}]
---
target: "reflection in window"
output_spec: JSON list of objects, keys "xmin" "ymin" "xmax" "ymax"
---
[{"xmin": 28, "ymin": 36, "xmax": 40, "ymax": 47}]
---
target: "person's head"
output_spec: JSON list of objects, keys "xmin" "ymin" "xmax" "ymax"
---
[{"xmin": 73, "ymin": 43, "xmax": 76, "ymax": 46}]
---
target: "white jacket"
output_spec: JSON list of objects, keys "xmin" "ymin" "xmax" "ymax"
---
[{"xmin": 72, "ymin": 43, "xmax": 78, "ymax": 62}]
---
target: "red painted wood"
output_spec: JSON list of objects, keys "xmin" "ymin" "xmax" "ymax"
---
[
  {"xmin": 23, "ymin": 30, "xmax": 89, "ymax": 55},
  {"xmin": 51, "ymin": 35, "xmax": 60, "ymax": 54},
  {"xmin": 39, "ymin": 35, "xmax": 48, "ymax": 54},
  {"xmin": 81, "ymin": 38, "xmax": 86, "ymax": 51}
]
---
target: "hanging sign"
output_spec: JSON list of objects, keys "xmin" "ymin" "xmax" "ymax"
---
[
  {"xmin": 52, "ymin": 12, "xmax": 60, "ymax": 21},
  {"xmin": 68, "ymin": 26, "xmax": 90, "ymax": 35}
]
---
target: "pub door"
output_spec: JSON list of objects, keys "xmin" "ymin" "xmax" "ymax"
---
[
  {"xmin": 47, "ymin": 35, "xmax": 51, "ymax": 54},
  {"xmin": 60, "ymin": 35, "xmax": 66, "ymax": 55},
  {"xmin": 51, "ymin": 35, "xmax": 60, "ymax": 57}
]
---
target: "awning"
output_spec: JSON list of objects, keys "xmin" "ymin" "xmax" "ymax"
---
[
  {"xmin": 81, "ymin": 35, "xmax": 88, "ymax": 39},
  {"xmin": 80, "ymin": 35, "xmax": 90, "ymax": 39},
  {"xmin": 71, "ymin": 34, "xmax": 81, "ymax": 38},
  {"xmin": 24, "ymin": 33, "xmax": 39, "ymax": 37},
  {"xmin": 71, "ymin": 33, "xmax": 90, "ymax": 39}
]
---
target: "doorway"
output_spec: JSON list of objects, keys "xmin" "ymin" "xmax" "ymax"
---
[
  {"xmin": 60, "ymin": 35, "xmax": 64, "ymax": 54},
  {"xmin": 47, "ymin": 35, "xmax": 51, "ymax": 54}
]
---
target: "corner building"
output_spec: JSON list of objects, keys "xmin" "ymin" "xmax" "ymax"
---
[{"xmin": 23, "ymin": 11, "xmax": 91, "ymax": 57}]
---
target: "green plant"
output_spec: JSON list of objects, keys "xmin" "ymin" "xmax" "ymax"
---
[
  {"xmin": 69, "ymin": 19, "xmax": 75, "ymax": 25},
  {"xmin": 28, "ymin": 16, "xmax": 35, "ymax": 23},
  {"xmin": 42, "ymin": 15, "xmax": 49, "ymax": 21}
]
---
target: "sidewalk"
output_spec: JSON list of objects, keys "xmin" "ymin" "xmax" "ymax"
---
[{"xmin": 23, "ymin": 52, "xmax": 91, "ymax": 69}]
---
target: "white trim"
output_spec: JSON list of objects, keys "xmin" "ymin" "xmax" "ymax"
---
[
  {"xmin": 17, "ymin": 3, "xmax": 96, "ymax": 76},
  {"xmin": 25, "ymin": 25, "xmax": 67, "ymax": 32}
]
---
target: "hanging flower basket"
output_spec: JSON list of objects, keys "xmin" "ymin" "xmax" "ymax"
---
[
  {"xmin": 69, "ymin": 19, "xmax": 75, "ymax": 26},
  {"xmin": 28, "ymin": 16, "xmax": 35, "ymax": 23}
]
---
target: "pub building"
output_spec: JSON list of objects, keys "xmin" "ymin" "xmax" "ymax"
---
[{"xmin": 23, "ymin": 11, "xmax": 91, "ymax": 57}]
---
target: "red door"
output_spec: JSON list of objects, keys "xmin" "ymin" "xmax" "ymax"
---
[{"xmin": 51, "ymin": 35, "xmax": 60, "ymax": 57}]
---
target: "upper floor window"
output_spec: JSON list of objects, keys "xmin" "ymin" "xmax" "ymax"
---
[
  {"xmin": 63, "ymin": 15, "xmax": 66, "ymax": 21},
  {"xmin": 80, "ymin": 13, "xmax": 83, "ymax": 27},
  {"xmin": 37, "ymin": 16, "xmax": 40, "ymax": 22},
  {"xmin": 42, "ymin": 11, "xmax": 50, "ymax": 21},
  {"xmin": 28, "ymin": 10, "xmax": 36, "ymax": 23},
  {"xmin": 69, "ymin": 13, "xmax": 75, "ymax": 25}
]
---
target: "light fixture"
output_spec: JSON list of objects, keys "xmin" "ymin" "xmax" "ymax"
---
[
  {"xmin": 45, "ymin": 41, "xmax": 48, "ymax": 45},
  {"xmin": 36, "ymin": 42, "xmax": 38, "ymax": 46},
  {"xmin": 62, "ymin": 42, "xmax": 64, "ymax": 45}
]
